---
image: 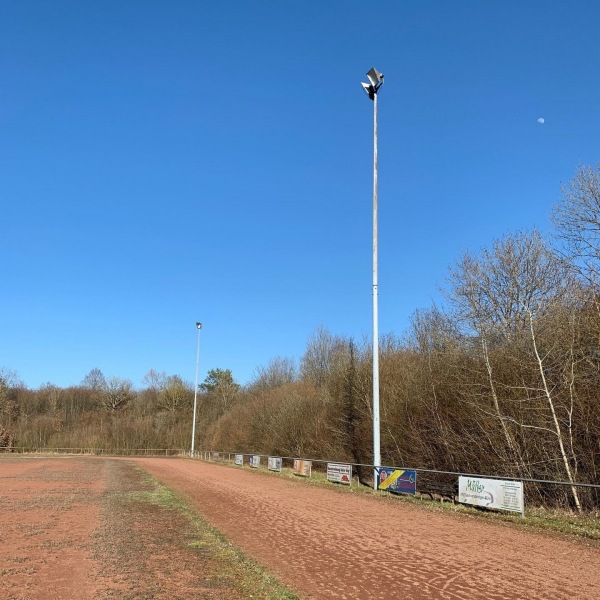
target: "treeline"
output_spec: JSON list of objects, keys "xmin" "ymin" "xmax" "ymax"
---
[
  {"xmin": 208, "ymin": 165, "xmax": 600, "ymax": 511},
  {"xmin": 2, "ymin": 164, "xmax": 600, "ymax": 510},
  {"xmin": 0, "ymin": 368, "xmax": 192, "ymax": 451}
]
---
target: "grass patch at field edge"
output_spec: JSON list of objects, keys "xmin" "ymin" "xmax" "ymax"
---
[{"xmin": 118, "ymin": 467, "xmax": 299, "ymax": 600}]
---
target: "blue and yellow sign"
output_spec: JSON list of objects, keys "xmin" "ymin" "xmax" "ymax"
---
[{"xmin": 377, "ymin": 468, "xmax": 417, "ymax": 495}]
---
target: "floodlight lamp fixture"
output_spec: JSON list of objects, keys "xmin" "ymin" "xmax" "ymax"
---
[
  {"xmin": 361, "ymin": 81, "xmax": 374, "ymax": 100},
  {"xmin": 361, "ymin": 66, "xmax": 384, "ymax": 100},
  {"xmin": 367, "ymin": 67, "xmax": 384, "ymax": 88},
  {"xmin": 196, "ymin": 322, "xmax": 202, "ymax": 329}
]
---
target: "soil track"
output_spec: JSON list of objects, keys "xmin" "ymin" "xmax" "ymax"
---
[
  {"xmin": 2, "ymin": 455, "xmax": 600, "ymax": 599},
  {"xmin": 133, "ymin": 457, "xmax": 600, "ymax": 600}
]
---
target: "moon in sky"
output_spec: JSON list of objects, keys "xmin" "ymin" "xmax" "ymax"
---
[{"xmin": 537, "ymin": 117, "xmax": 545, "ymax": 124}]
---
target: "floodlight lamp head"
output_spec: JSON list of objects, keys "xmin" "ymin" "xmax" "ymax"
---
[
  {"xmin": 196, "ymin": 322, "xmax": 202, "ymax": 329},
  {"xmin": 366, "ymin": 67, "xmax": 384, "ymax": 92},
  {"xmin": 361, "ymin": 81, "xmax": 375, "ymax": 100}
]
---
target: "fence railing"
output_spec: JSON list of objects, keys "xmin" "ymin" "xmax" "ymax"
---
[
  {"xmin": 191, "ymin": 449, "xmax": 600, "ymax": 512},
  {"xmin": 193, "ymin": 449, "xmax": 600, "ymax": 489},
  {"xmin": 0, "ymin": 447, "xmax": 185, "ymax": 456},
  {"xmin": 3, "ymin": 446, "xmax": 599, "ymax": 509}
]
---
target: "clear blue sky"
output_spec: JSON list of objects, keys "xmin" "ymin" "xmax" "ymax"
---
[{"xmin": 2, "ymin": 1, "xmax": 599, "ymax": 389}]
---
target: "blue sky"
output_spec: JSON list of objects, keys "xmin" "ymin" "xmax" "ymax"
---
[{"xmin": 2, "ymin": 1, "xmax": 599, "ymax": 389}]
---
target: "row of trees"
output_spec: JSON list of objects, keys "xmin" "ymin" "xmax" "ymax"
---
[
  {"xmin": 205, "ymin": 164, "xmax": 600, "ymax": 510},
  {"xmin": 2, "ymin": 164, "xmax": 600, "ymax": 510},
  {"xmin": 0, "ymin": 364, "xmax": 238, "ymax": 452}
]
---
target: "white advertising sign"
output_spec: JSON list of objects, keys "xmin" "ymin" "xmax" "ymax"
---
[
  {"xmin": 459, "ymin": 476, "xmax": 524, "ymax": 515},
  {"xmin": 327, "ymin": 463, "xmax": 352, "ymax": 485},
  {"xmin": 234, "ymin": 454, "xmax": 243, "ymax": 466},
  {"xmin": 249, "ymin": 455, "xmax": 261, "ymax": 468},
  {"xmin": 268, "ymin": 456, "xmax": 282, "ymax": 472}
]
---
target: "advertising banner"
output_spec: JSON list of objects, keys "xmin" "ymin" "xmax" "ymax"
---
[
  {"xmin": 377, "ymin": 468, "xmax": 417, "ymax": 495},
  {"xmin": 293, "ymin": 459, "xmax": 312, "ymax": 477},
  {"xmin": 234, "ymin": 454, "xmax": 243, "ymax": 466},
  {"xmin": 327, "ymin": 463, "xmax": 352, "ymax": 485},
  {"xmin": 268, "ymin": 456, "xmax": 282, "ymax": 472},
  {"xmin": 458, "ymin": 476, "xmax": 524, "ymax": 514},
  {"xmin": 249, "ymin": 455, "xmax": 261, "ymax": 468}
]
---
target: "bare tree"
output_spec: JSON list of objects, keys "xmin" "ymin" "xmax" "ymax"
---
[
  {"xmin": 81, "ymin": 368, "xmax": 106, "ymax": 391},
  {"xmin": 38, "ymin": 383, "xmax": 62, "ymax": 415},
  {"xmin": 250, "ymin": 356, "xmax": 297, "ymax": 390},
  {"xmin": 0, "ymin": 367, "xmax": 23, "ymax": 425},
  {"xmin": 158, "ymin": 375, "xmax": 192, "ymax": 413},
  {"xmin": 140, "ymin": 369, "xmax": 168, "ymax": 409},
  {"xmin": 408, "ymin": 307, "xmax": 465, "ymax": 469},
  {"xmin": 0, "ymin": 367, "xmax": 21, "ymax": 389},
  {"xmin": 300, "ymin": 326, "xmax": 349, "ymax": 387},
  {"xmin": 101, "ymin": 377, "xmax": 133, "ymax": 412},
  {"xmin": 446, "ymin": 230, "xmax": 582, "ymax": 509},
  {"xmin": 448, "ymin": 230, "xmax": 567, "ymax": 340},
  {"xmin": 553, "ymin": 163, "xmax": 600, "ymax": 285}
]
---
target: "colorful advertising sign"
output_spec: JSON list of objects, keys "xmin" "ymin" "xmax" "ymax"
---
[
  {"xmin": 293, "ymin": 459, "xmax": 312, "ymax": 477},
  {"xmin": 459, "ymin": 476, "xmax": 524, "ymax": 515},
  {"xmin": 249, "ymin": 455, "xmax": 261, "ymax": 468},
  {"xmin": 377, "ymin": 468, "xmax": 417, "ymax": 495},
  {"xmin": 268, "ymin": 457, "xmax": 282, "ymax": 472},
  {"xmin": 234, "ymin": 454, "xmax": 243, "ymax": 466},
  {"xmin": 327, "ymin": 463, "xmax": 352, "ymax": 485}
]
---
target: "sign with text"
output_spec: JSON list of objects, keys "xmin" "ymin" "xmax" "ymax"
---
[
  {"xmin": 459, "ymin": 476, "xmax": 524, "ymax": 514},
  {"xmin": 293, "ymin": 459, "xmax": 312, "ymax": 478},
  {"xmin": 234, "ymin": 454, "xmax": 243, "ymax": 466},
  {"xmin": 249, "ymin": 455, "xmax": 261, "ymax": 468},
  {"xmin": 268, "ymin": 456, "xmax": 282, "ymax": 472},
  {"xmin": 327, "ymin": 463, "xmax": 352, "ymax": 485},
  {"xmin": 377, "ymin": 468, "xmax": 417, "ymax": 495}
]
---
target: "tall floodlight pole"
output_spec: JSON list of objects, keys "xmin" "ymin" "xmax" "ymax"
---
[
  {"xmin": 191, "ymin": 322, "xmax": 202, "ymax": 456},
  {"xmin": 361, "ymin": 67, "xmax": 384, "ymax": 490}
]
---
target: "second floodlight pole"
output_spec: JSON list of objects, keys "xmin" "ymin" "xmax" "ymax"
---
[{"xmin": 191, "ymin": 321, "xmax": 202, "ymax": 456}]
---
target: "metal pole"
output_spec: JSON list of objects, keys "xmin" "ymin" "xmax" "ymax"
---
[
  {"xmin": 191, "ymin": 324, "xmax": 201, "ymax": 455},
  {"xmin": 372, "ymin": 90, "xmax": 381, "ymax": 490}
]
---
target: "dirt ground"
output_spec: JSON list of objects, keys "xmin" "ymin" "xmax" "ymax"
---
[
  {"xmin": 0, "ymin": 455, "xmax": 284, "ymax": 599},
  {"xmin": 1, "ymin": 455, "xmax": 600, "ymax": 599},
  {"xmin": 0, "ymin": 455, "xmax": 103, "ymax": 599},
  {"xmin": 134, "ymin": 457, "xmax": 600, "ymax": 600}
]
